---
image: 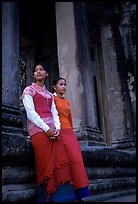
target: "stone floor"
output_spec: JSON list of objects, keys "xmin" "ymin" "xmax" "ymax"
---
[{"xmin": 104, "ymin": 193, "xmax": 136, "ymax": 202}]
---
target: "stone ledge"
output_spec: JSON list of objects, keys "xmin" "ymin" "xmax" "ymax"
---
[
  {"xmin": 2, "ymin": 183, "xmax": 36, "ymax": 202},
  {"xmin": 84, "ymin": 188, "xmax": 136, "ymax": 202}
]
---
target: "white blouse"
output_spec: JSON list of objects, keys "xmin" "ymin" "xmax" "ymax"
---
[{"xmin": 22, "ymin": 94, "xmax": 61, "ymax": 132}]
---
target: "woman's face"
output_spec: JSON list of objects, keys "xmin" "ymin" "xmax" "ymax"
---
[
  {"xmin": 54, "ymin": 79, "xmax": 66, "ymax": 95},
  {"xmin": 33, "ymin": 65, "xmax": 48, "ymax": 81}
]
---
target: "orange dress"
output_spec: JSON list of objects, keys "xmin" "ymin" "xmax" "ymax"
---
[{"xmin": 54, "ymin": 95, "xmax": 89, "ymax": 190}]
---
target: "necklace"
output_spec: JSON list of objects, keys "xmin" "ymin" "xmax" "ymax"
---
[{"xmin": 46, "ymin": 97, "xmax": 49, "ymax": 104}]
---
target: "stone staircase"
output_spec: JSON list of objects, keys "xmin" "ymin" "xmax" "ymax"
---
[
  {"xmin": 2, "ymin": 131, "xmax": 136, "ymax": 202},
  {"xmin": 81, "ymin": 146, "xmax": 136, "ymax": 202},
  {"xmin": 2, "ymin": 131, "xmax": 36, "ymax": 202}
]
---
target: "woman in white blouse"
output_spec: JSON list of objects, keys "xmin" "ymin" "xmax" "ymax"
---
[{"xmin": 22, "ymin": 63, "xmax": 76, "ymax": 202}]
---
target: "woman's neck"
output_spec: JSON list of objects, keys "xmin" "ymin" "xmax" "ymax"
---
[
  {"xmin": 35, "ymin": 81, "xmax": 44, "ymax": 87},
  {"xmin": 56, "ymin": 93, "xmax": 64, "ymax": 98}
]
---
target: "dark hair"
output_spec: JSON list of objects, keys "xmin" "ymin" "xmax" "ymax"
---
[
  {"xmin": 52, "ymin": 77, "xmax": 66, "ymax": 93},
  {"xmin": 52, "ymin": 77, "xmax": 66, "ymax": 86},
  {"xmin": 33, "ymin": 62, "xmax": 49, "ymax": 73}
]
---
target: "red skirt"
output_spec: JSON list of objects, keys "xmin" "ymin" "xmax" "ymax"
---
[
  {"xmin": 60, "ymin": 128, "xmax": 89, "ymax": 189},
  {"xmin": 31, "ymin": 131, "xmax": 73, "ymax": 198},
  {"xmin": 31, "ymin": 128, "xmax": 89, "ymax": 198}
]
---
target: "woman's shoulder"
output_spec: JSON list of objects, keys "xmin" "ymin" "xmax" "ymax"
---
[
  {"xmin": 23, "ymin": 84, "xmax": 34, "ymax": 91},
  {"xmin": 45, "ymin": 89, "xmax": 53, "ymax": 98},
  {"xmin": 23, "ymin": 84, "xmax": 36, "ymax": 97},
  {"xmin": 63, "ymin": 97, "xmax": 69, "ymax": 102},
  {"xmin": 53, "ymin": 95, "xmax": 69, "ymax": 103}
]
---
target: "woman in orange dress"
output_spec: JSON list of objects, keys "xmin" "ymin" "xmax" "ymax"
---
[{"xmin": 52, "ymin": 77, "xmax": 90, "ymax": 201}]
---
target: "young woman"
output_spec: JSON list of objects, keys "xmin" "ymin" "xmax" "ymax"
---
[
  {"xmin": 52, "ymin": 77, "xmax": 90, "ymax": 201},
  {"xmin": 22, "ymin": 63, "xmax": 76, "ymax": 202}
]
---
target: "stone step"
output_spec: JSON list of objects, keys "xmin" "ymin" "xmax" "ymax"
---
[
  {"xmin": 2, "ymin": 178, "xmax": 136, "ymax": 202},
  {"xmin": 88, "ymin": 177, "xmax": 136, "ymax": 193},
  {"xmin": 2, "ymin": 183, "xmax": 36, "ymax": 202},
  {"xmin": 81, "ymin": 146, "xmax": 136, "ymax": 167},
  {"xmin": 103, "ymin": 193, "xmax": 136, "ymax": 202},
  {"xmin": 2, "ymin": 166, "xmax": 35, "ymax": 184},
  {"xmin": 86, "ymin": 166, "xmax": 136, "ymax": 179},
  {"xmin": 83, "ymin": 188, "xmax": 136, "ymax": 202}
]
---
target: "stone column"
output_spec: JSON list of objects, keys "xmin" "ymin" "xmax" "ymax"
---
[
  {"xmin": 2, "ymin": 2, "xmax": 23, "ymax": 132},
  {"xmin": 100, "ymin": 23, "xmax": 135, "ymax": 149},
  {"xmin": 55, "ymin": 2, "xmax": 84, "ymax": 131},
  {"xmin": 2, "ymin": 3, "xmax": 19, "ymax": 108},
  {"xmin": 55, "ymin": 2, "xmax": 105, "ymax": 146},
  {"xmin": 2, "ymin": 3, "xmax": 35, "ymax": 202}
]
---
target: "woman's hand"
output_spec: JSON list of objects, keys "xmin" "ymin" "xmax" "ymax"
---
[
  {"xmin": 46, "ymin": 128, "xmax": 60, "ymax": 140},
  {"xmin": 54, "ymin": 129, "xmax": 60, "ymax": 137},
  {"xmin": 51, "ymin": 129, "xmax": 60, "ymax": 140},
  {"xmin": 46, "ymin": 128, "xmax": 56, "ymax": 140}
]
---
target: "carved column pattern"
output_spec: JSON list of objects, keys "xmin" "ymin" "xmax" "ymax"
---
[
  {"xmin": 19, "ymin": 49, "xmax": 26, "ymax": 101},
  {"xmin": 19, "ymin": 49, "xmax": 28, "ymax": 131}
]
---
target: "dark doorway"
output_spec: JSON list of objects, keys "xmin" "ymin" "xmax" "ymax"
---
[
  {"xmin": 19, "ymin": 2, "xmax": 59, "ymax": 91},
  {"xmin": 19, "ymin": 2, "xmax": 59, "ymax": 131}
]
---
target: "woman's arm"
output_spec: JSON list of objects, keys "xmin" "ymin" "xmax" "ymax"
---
[
  {"xmin": 22, "ymin": 94, "xmax": 50, "ymax": 132},
  {"xmin": 68, "ymin": 100, "xmax": 73, "ymax": 128},
  {"xmin": 51, "ymin": 100, "xmax": 61, "ymax": 130}
]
